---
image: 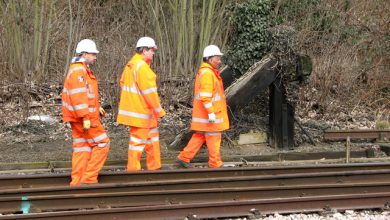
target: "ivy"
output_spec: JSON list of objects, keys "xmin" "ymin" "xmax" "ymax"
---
[{"xmin": 224, "ymin": 0, "xmax": 277, "ymax": 76}]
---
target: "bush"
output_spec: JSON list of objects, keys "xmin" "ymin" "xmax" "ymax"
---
[{"xmin": 224, "ymin": 0, "xmax": 277, "ymax": 76}]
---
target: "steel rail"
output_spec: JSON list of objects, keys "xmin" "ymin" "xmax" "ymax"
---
[
  {"xmin": 324, "ymin": 129, "xmax": 390, "ymax": 140},
  {"xmin": 1, "ymin": 162, "xmax": 390, "ymax": 190},
  {"xmin": 1, "ymin": 169, "xmax": 389, "ymax": 198},
  {"xmin": 1, "ymin": 192, "xmax": 389, "ymax": 220},
  {"xmin": 1, "ymin": 182, "xmax": 389, "ymax": 214}
]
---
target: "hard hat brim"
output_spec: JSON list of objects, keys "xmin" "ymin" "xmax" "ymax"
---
[{"xmin": 203, "ymin": 53, "xmax": 223, "ymax": 58}]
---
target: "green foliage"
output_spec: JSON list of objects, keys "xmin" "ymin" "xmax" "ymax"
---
[
  {"xmin": 224, "ymin": 0, "xmax": 276, "ymax": 76},
  {"xmin": 376, "ymin": 120, "xmax": 390, "ymax": 129},
  {"xmin": 277, "ymin": 0, "xmax": 319, "ymax": 28}
]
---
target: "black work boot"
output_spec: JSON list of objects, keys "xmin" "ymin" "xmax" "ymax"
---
[
  {"xmin": 176, "ymin": 157, "xmax": 193, "ymax": 168},
  {"xmin": 157, "ymin": 164, "xmax": 173, "ymax": 170}
]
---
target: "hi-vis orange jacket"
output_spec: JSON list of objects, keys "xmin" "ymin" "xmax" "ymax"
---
[
  {"xmin": 62, "ymin": 61, "xmax": 100, "ymax": 122},
  {"xmin": 190, "ymin": 62, "xmax": 229, "ymax": 132},
  {"xmin": 117, "ymin": 53, "xmax": 166, "ymax": 128}
]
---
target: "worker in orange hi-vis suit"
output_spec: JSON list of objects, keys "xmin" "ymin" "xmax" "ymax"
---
[
  {"xmin": 117, "ymin": 37, "xmax": 166, "ymax": 171},
  {"xmin": 176, "ymin": 45, "xmax": 229, "ymax": 169},
  {"xmin": 62, "ymin": 39, "xmax": 110, "ymax": 186}
]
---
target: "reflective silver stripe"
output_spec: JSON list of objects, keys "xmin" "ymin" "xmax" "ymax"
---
[
  {"xmin": 87, "ymin": 133, "xmax": 108, "ymax": 143},
  {"xmin": 132, "ymin": 61, "xmax": 145, "ymax": 86},
  {"xmin": 63, "ymin": 87, "xmax": 87, "ymax": 95},
  {"xmin": 125, "ymin": 61, "xmax": 145, "ymax": 96},
  {"xmin": 89, "ymin": 108, "xmax": 96, "ymax": 112},
  {"xmin": 192, "ymin": 117, "xmax": 224, "ymax": 124},
  {"xmin": 130, "ymin": 136, "xmax": 148, "ymax": 144},
  {"xmin": 122, "ymin": 85, "xmax": 140, "ymax": 94},
  {"xmin": 97, "ymin": 142, "xmax": 109, "ymax": 147},
  {"xmin": 73, "ymin": 146, "xmax": 91, "ymax": 152},
  {"xmin": 122, "ymin": 61, "xmax": 145, "ymax": 95},
  {"xmin": 149, "ymin": 128, "xmax": 159, "ymax": 133},
  {"xmin": 204, "ymin": 102, "xmax": 213, "ymax": 109},
  {"xmin": 205, "ymin": 132, "xmax": 221, "ymax": 136},
  {"xmin": 66, "ymin": 67, "xmax": 86, "ymax": 79},
  {"xmin": 150, "ymin": 136, "xmax": 159, "ymax": 142},
  {"xmin": 118, "ymin": 110, "xmax": 152, "ymax": 119},
  {"xmin": 213, "ymin": 93, "xmax": 221, "ymax": 102},
  {"xmin": 194, "ymin": 94, "xmax": 220, "ymax": 102},
  {"xmin": 199, "ymin": 92, "xmax": 212, "ymax": 97},
  {"xmin": 73, "ymin": 138, "xmax": 87, "ymax": 143},
  {"xmin": 73, "ymin": 104, "xmax": 88, "ymax": 110},
  {"xmin": 141, "ymin": 87, "xmax": 157, "ymax": 95},
  {"xmin": 129, "ymin": 145, "xmax": 144, "ymax": 151},
  {"xmin": 62, "ymin": 101, "xmax": 88, "ymax": 111},
  {"xmin": 154, "ymin": 107, "xmax": 162, "ymax": 113},
  {"xmin": 87, "ymin": 93, "xmax": 95, "ymax": 98},
  {"xmin": 136, "ymin": 61, "xmax": 144, "ymax": 70},
  {"xmin": 199, "ymin": 69, "xmax": 208, "ymax": 77}
]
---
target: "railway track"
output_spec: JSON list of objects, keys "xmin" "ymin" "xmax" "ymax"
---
[
  {"xmin": 1, "ymin": 162, "xmax": 390, "ymax": 190},
  {"xmin": 1, "ymin": 192, "xmax": 388, "ymax": 220},
  {"xmin": 0, "ymin": 163, "xmax": 389, "ymax": 219}
]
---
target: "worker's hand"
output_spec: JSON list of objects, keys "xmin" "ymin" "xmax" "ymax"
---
[
  {"xmin": 156, "ymin": 108, "xmax": 166, "ymax": 118},
  {"xmin": 208, "ymin": 112, "xmax": 216, "ymax": 123},
  {"xmin": 99, "ymin": 107, "xmax": 106, "ymax": 117},
  {"xmin": 83, "ymin": 119, "xmax": 91, "ymax": 130}
]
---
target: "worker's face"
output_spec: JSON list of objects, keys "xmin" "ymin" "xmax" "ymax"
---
[
  {"xmin": 208, "ymin": 56, "xmax": 222, "ymax": 69},
  {"xmin": 83, "ymin": 53, "xmax": 97, "ymax": 65},
  {"xmin": 143, "ymin": 48, "xmax": 156, "ymax": 62}
]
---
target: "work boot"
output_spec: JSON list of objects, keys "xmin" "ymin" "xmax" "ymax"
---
[
  {"xmin": 176, "ymin": 158, "xmax": 193, "ymax": 168},
  {"xmin": 157, "ymin": 164, "xmax": 173, "ymax": 170}
]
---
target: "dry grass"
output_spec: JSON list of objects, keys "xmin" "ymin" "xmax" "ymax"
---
[
  {"xmin": 0, "ymin": 0, "xmax": 232, "ymax": 122},
  {"xmin": 0, "ymin": 0, "xmax": 388, "ymax": 126},
  {"xmin": 289, "ymin": 0, "xmax": 390, "ymax": 123}
]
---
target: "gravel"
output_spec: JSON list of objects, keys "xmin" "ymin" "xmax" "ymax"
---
[{"xmin": 222, "ymin": 210, "xmax": 390, "ymax": 220}]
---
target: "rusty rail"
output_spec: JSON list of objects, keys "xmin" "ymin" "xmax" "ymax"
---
[
  {"xmin": 324, "ymin": 129, "xmax": 390, "ymax": 141},
  {"xmin": 1, "ymin": 182, "xmax": 389, "ymax": 215},
  {"xmin": 1, "ymin": 164, "xmax": 390, "ymax": 219},
  {"xmin": 1, "ymin": 162, "xmax": 390, "ymax": 191},
  {"xmin": 1, "ymin": 192, "xmax": 389, "ymax": 219},
  {"xmin": 1, "ymin": 169, "xmax": 390, "ymax": 198}
]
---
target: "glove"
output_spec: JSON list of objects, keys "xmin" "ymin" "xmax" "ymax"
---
[
  {"xmin": 83, "ymin": 119, "xmax": 91, "ymax": 130},
  {"xmin": 99, "ymin": 107, "xmax": 106, "ymax": 117},
  {"xmin": 208, "ymin": 112, "xmax": 216, "ymax": 123}
]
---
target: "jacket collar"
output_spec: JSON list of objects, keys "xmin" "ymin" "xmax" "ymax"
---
[
  {"xmin": 71, "ymin": 57, "xmax": 86, "ymax": 64},
  {"xmin": 132, "ymin": 53, "xmax": 151, "ymax": 65},
  {"xmin": 200, "ymin": 62, "xmax": 221, "ymax": 79},
  {"xmin": 71, "ymin": 58, "xmax": 95, "ymax": 78}
]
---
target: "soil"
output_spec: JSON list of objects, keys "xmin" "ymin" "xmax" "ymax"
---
[
  {"xmin": 0, "ymin": 111, "xmax": 386, "ymax": 164},
  {"xmin": 0, "ymin": 84, "xmax": 387, "ymax": 165}
]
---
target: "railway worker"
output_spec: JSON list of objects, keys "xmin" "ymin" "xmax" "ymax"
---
[
  {"xmin": 176, "ymin": 45, "xmax": 229, "ymax": 168},
  {"xmin": 62, "ymin": 39, "xmax": 110, "ymax": 186},
  {"xmin": 117, "ymin": 37, "xmax": 166, "ymax": 171}
]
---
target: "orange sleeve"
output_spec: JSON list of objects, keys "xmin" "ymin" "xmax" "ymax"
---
[
  {"xmin": 65, "ymin": 69, "xmax": 89, "ymax": 119},
  {"xmin": 199, "ymin": 71, "xmax": 216, "ymax": 114},
  {"xmin": 137, "ymin": 64, "xmax": 166, "ymax": 117}
]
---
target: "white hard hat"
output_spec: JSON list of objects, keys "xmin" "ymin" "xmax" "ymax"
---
[
  {"xmin": 203, "ymin": 45, "xmax": 223, "ymax": 58},
  {"xmin": 136, "ymin": 37, "xmax": 157, "ymax": 49},
  {"xmin": 76, "ymin": 39, "xmax": 99, "ymax": 54}
]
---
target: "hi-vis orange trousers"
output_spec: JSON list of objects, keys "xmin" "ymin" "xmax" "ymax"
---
[
  {"xmin": 128, "ymin": 126, "xmax": 161, "ymax": 171},
  {"xmin": 70, "ymin": 121, "xmax": 110, "ymax": 186},
  {"xmin": 178, "ymin": 131, "xmax": 222, "ymax": 168}
]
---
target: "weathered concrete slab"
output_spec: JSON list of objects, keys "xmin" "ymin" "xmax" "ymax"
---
[
  {"xmin": 238, "ymin": 132, "xmax": 267, "ymax": 145},
  {"xmin": 225, "ymin": 55, "xmax": 278, "ymax": 112}
]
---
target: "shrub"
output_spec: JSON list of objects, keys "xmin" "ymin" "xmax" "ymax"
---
[{"xmin": 224, "ymin": 0, "xmax": 277, "ymax": 77}]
